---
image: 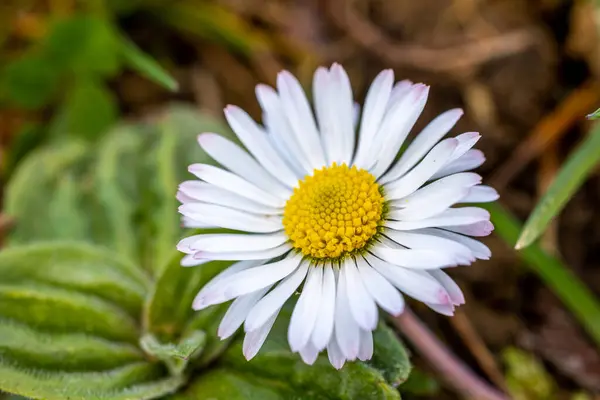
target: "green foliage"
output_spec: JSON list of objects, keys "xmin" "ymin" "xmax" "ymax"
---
[
  {"xmin": 0, "ymin": 13, "xmax": 177, "ymax": 142},
  {"xmin": 487, "ymin": 203, "xmax": 600, "ymax": 349},
  {"xmin": 121, "ymin": 37, "xmax": 179, "ymax": 92},
  {"xmin": 586, "ymin": 107, "xmax": 600, "ymax": 119},
  {"xmin": 399, "ymin": 369, "xmax": 440, "ymax": 396},
  {"xmin": 0, "ymin": 106, "xmax": 413, "ymax": 399},
  {"xmin": 516, "ymin": 125, "xmax": 600, "ymax": 249},
  {"xmin": 41, "ymin": 16, "xmax": 121, "ymax": 77},
  {"xmin": 503, "ymin": 347, "xmax": 556, "ymax": 400},
  {"xmin": 0, "ymin": 51, "xmax": 62, "ymax": 109},
  {"xmin": 58, "ymin": 78, "xmax": 118, "ymax": 139},
  {"xmin": 5, "ymin": 104, "xmax": 231, "ymax": 274},
  {"xmin": 0, "ymin": 242, "xmax": 181, "ymax": 400}
]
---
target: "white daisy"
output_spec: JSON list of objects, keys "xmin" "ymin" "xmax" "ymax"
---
[{"xmin": 177, "ymin": 63, "xmax": 498, "ymax": 369}]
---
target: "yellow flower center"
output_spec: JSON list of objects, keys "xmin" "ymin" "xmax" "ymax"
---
[{"xmin": 283, "ymin": 163, "xmax": 384, "ymax": 259}]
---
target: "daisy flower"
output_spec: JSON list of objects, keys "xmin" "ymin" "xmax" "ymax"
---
[{"xmin": 177, "ymin": 64, "xmax": 497, "ymax": 369}]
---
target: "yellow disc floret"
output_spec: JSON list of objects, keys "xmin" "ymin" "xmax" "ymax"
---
[{"xmin": 283, "ymin": 163, "xmax": 384, "ymax": 259}]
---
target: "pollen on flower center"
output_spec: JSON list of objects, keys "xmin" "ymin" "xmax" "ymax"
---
[{"xmin": 283, "ymin": 163, "xmax": 384, "ymax": 259}]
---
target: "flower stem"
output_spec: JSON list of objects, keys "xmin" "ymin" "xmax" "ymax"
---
[{"xmin": 391, "ymin": 308, "xmax": 508, "ymax": 400}]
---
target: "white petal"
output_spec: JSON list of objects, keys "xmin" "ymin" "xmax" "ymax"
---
[
  {"xmin": 386, "ymin": 207, "xmax": 490, "ymax": 231},
  {"xmin": 313, "ymin": 67, "xmax": 338, "ymax": 164},
  {"xmin": 420, "ymin": 227, "xmax": 491, "ymax": 260},
  {"xmin": 449, "ymin": 132, "xmax": 481, "ymax": 163},
  {"xmin": 366, "ymin": 254, "xmax": 451, "ymax": 305},
  {"xmin": 245, "ymin": 262, "xmax": 309, "ymax": 332},
  {"xmin": 193, "ymin": 260, "xmax": 264, "ymax": 308},
  {"xmin": 218, "ymin": 287, "xmax": 270, "ymax": 339},
  {"xmin": 224, "ymin": 106, "xmax": 299, "ymax": 188},
  {"xmin": 193, "ymin": 243, "xmax": 291, "ymax": 261},
  {"xmin": 370, "ymin": 84, "xmax": 430, "ymax": 178},
  {"xmin": 179, "ymin": 203, "xmax": 282, "ymax": 233},
  {"xmin": 344, "ymin": 258, "xmax": 378, "ymax": 330},
  {"xmin": 177, "ymin": 190, "xmax": 196, "ymax": 204},
  {"xmin": 383, "ymin": 108, "xmax": 463, "ymax": 182},
  {"xmin": 386, "ymin": 80, "xmax": 413, "ymax": 111},
  {"xmin": 186, "ymin": 232, "xmax": 288, "ymax": 253},
  {"xmin": 389, "ymin": 173, "xmax": 481, "ymax": 220},
  {"xmin": 356, "ymin": 256, "xmax": 405, "ymax": 316},
  {"xmin": 330, "ymin": 63, "xmax": 356, "ymax": 163},
  {"xmin": 327, "ymin": 333, "xmax": 346, "ymax": 370},
  {"xmin": 334, "ymin": 266, "xmax": 360, "ymax": 360},
  {"xmin": 383, "ymin": 138, "xmax": 458, "ymax": 198},
  {"xmin": 353, "ymin": 69, "xmax": 394, "ymax": 168},
  {"xmin": 192, "ymin": 253, "xmax": 302, "ymax": 309},
  {"xmin": 179, "ymin": 181, "xmax": 282, "ymax": 215},
  {"xmin": 181, "ymin": 216, "xmax": 213, "ymax": 229},
  {"xmin": 311, "ymin": 264, "xmax": 336, "ymax": 350},
  {"xmin": 256, "ymin": 84, "xmax": 313, "ymax": 175},
  {"xmin": 428, "ymin": 269, "xmax": 465, "ymax": 305},
  {"xmin": 197, "ymin": 133, "xmax": 291, "ymax": 196},
  {"xmin": 371, "ymin": 245, "xmax": 454, "ymax": 269},
  {"xmin": 189, "ymin": 164, "xmax": 285, "ymax": 208},
  {"xmin": 461, "ymin": 185, "xmax": 499, "ymax": 203},
  {"xmin": 177, "ymin": 234, "xmax": 204, "ymax": 254},
  {"xmin": 384, "ymin": 229, "xmax": 474, "ymax": 265},
  {"xmin": 181, "ymin": 254, "xmax": 210, "ymax": 267},
  {"xmin": 299, "ymin": 341, "xmax": 319, "ymax": 365},
  {"xmin": 427, "ymin": 302, "xmax": 455, "ymax": 316},
  {"xmin": 443, "ymin": 220, "xmax": 494, "ymax": 237},
  {"xmin": 277, "ymin": 70, "xmax": 326, "ymax": 167},
  {"xmin": 357, "ymin": 329, "xmax": 374, "ymax": 361},
  {"xmin": 243, "ymin": 311, "xmax": 279, "ymax": 360},
  {"xmin": 430, "ymin": 149, "xmax": 485, "ymax": 180},
  {"xmin": 288, "ymin": 265, "xmax": 323, "ymax": 352}
]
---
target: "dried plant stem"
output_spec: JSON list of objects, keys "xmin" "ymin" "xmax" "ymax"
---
[{"xmin": 391, "ymin": 308, "xmax": 508, "ymax": 400}]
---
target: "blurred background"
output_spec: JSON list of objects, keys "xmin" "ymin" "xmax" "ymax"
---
[{"xmin": 2, "ymin": 0, "xmax": 600, "ymax": 399}]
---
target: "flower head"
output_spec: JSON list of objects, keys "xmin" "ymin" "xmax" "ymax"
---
[{"xmin": 177, "ymin": 64, "xmax": 497, "ymax": 369}]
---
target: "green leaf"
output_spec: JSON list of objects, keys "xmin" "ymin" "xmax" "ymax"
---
[
  {"xmin": 0, "ymin": 359, "xmax": 183, "ymax": 400},
  {"xmin": 58, "ymin": 78, "xmax": 118, "ymax": 140},
  {"xmin": 516, "ymin": 125, "xmax": 600, "ymax": 249},
  {"xmin": 0, "ymin": 52, "xmax": 61, "ymax": 109},
  {"xmin": 120, "ymin": 37, "xmax": 178, "ymax": 91},
  {"xmin": 171, "ymin": 369, "xmax": 290, "ymax": 400},
  {"xmin": 0, "ymin": 242, "xmax": 149, "ymax": 316},
  {"xmin": 399, "ymin": 369, "xmax": 439, "ymax": 396},
  {"xmin": 42, "ymin": 15, "xmax": 121, "ymax": 77},
  {"xmin": 0, "ymin": 283, "xmax": 139, "ymax": 343},
  {"xmin": 4, "ymin": 141, "xmax": 91, "ymax": 245},
  {"xmin": 144, "ymin": 254, "xmax": 229, "ymax": 341},
  {"xmin": 587, "ymin": 107, "xmax": 600, "ymax": 119},
  {"xmin": 0, "ymin": 319, "xmax": 143, "ymax": 371},
  {"xmin": 141, "ymin": 331, "xmax": 205, "ymax": 361},
  {"xmin": 370, "ymin": 322, "xmax": 411, "ymax": 386},
  {"xmin": 487, "ymin": 203, "xmax": 600, "ymax": 349},
  {"xmin": 140, "ymin": 330, "xmax": 206, "ymax": 375},
  {"xmin": 0, "ymin": 242, "xmax": 191, "ymax": 400},
  {"xmin": 94, "ymin": 124, "xmax": 146, "ymax": 262}
]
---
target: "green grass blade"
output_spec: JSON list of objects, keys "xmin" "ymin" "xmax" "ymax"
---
[
  {"xmin": 516, "ymin": 125, "xmax": 600, "ymax": 249},
  {"xmin": 120, "ymin": 36, "xmax": 178, "ymax": 92},
  {"xmin": 487, "ymin": 203, "xmax": 600, "ymax": 348}
]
